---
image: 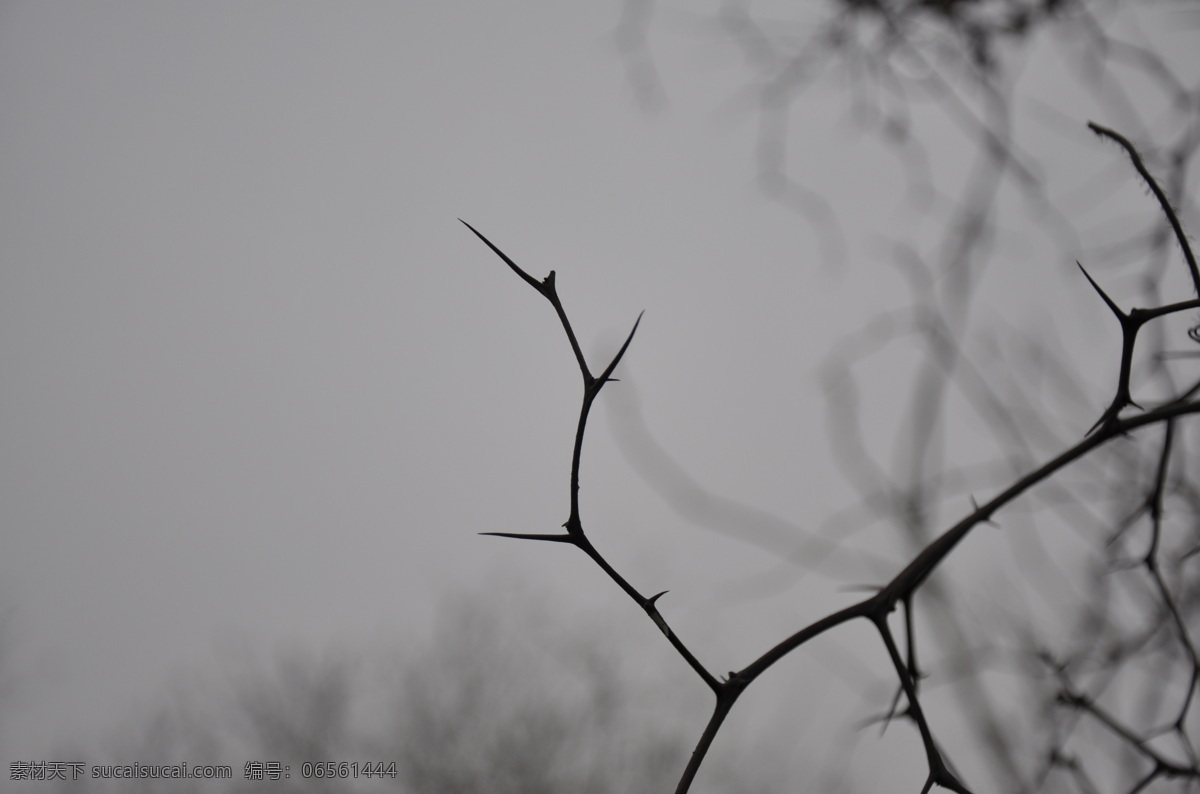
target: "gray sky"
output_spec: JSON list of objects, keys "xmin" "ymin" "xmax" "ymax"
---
[{"xmin": 1, "ymin": 1, "xmax": 1196, "ymax": 787}]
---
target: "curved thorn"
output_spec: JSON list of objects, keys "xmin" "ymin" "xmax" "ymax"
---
[{"xmin": 596, "ymin": 310, "xmax": 645, "ymax": 385}]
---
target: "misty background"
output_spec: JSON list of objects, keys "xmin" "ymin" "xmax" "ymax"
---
[{"xmin": 2, "ymin": 2, "xmax": 1197, "ymax": 791}]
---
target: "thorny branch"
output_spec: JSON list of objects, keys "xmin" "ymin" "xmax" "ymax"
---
[
  {"xmin": 464, "ymin": 123, "xmax": 1200, "ymax": 792},
  {"xmin": 459, "ymin": 219, "xmax": 717, "ymax": 694}
]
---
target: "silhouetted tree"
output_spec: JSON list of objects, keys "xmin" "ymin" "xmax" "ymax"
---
[{"xmin": 20, "ymin": 586, "xmax": 773, "ymax": 794}]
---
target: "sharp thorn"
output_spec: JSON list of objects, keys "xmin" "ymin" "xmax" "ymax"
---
[
  {"xmin": 461, "ymin": 220, "xmax": 547, "ymax": 294},
  {"xmin": 479, "ymin": 532, "xmax": 576, "ymax": 544},
  {"xmin": 1077, "ymin": 262, "xmax": 1125, "ymax": 318}
]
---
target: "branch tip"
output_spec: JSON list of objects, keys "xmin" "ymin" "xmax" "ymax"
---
[{"xmin": 1085, "ymin": 122, "xmax": 1199, "ymax": 294}]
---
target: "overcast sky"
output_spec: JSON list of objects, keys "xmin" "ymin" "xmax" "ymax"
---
[{"xmin": 1, "ymin": 2, "xmax": 1197, "ymax": 789}]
